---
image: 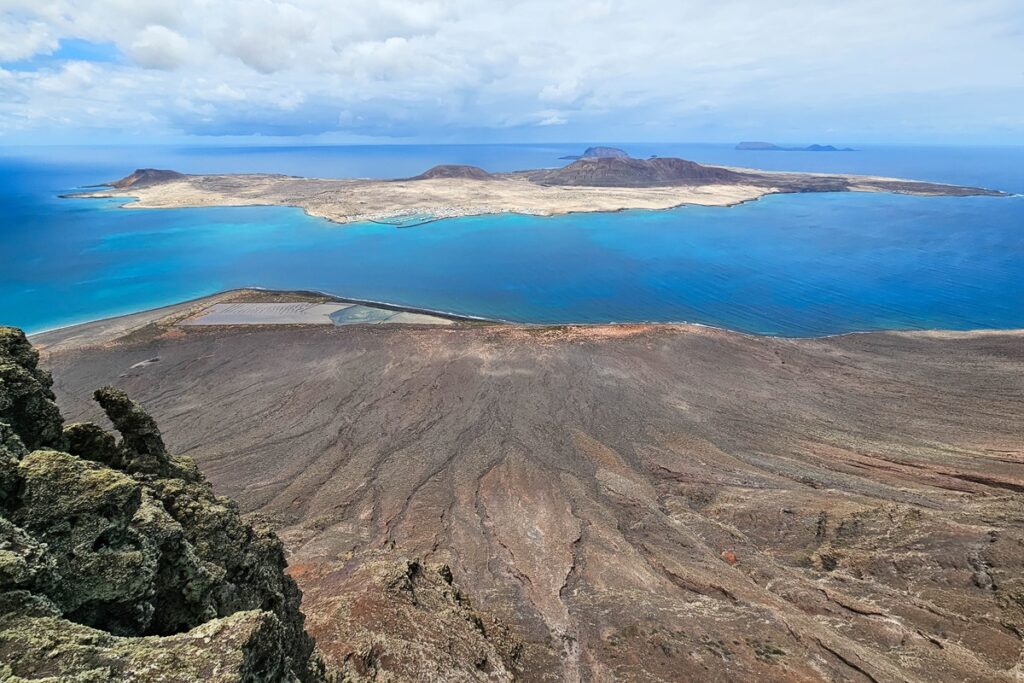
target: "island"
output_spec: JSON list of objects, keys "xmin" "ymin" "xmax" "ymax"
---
[
  {"xmin": 70, "ymin": 155, "xmax": 1003, "ymax": 226},
  {"xmin": 558, "ymin": 145, "xmax": 631, "ymax": 160},
  {"xmin": 737, "ymin": 141, "xmax": 857, "ymax": 151}
]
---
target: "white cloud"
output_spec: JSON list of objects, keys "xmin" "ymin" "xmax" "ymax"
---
[
  {"xmin": 0, "ymin": 0, "xmax": 1021, "ymax": 142},
  {"xmin": 539, "ymin": 78, "xmax": 586, "ymax": 106},
  {"xmin": 127, "ymin": 25, "xmax": 190, "ymax": 70},
  {"xmin": 0, "ymin": 17, "xmax": 58, "ymax": 61},
  {"xmin": 537, "ymin": 113, "xmax": 568, "ymax": 126}
]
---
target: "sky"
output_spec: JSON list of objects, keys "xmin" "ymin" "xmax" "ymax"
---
[{"xmin": 0, "ymin": 0, "xmax": 1022, "ymax": 146}]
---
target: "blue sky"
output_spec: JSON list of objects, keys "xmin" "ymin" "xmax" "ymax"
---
[{"xmin": 1, "ymin": 1, "xmax": 1022, "ymax": 145}]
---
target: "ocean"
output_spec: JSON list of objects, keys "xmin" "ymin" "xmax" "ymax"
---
[{"xmin": 1, "ymin": 143, "xmax": 1021, "ymax": 336}]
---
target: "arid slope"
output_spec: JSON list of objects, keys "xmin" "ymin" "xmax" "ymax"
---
[
  {"xmin": 42, "ymin": 322, "xmax": 1024, "ymax": 682},
  {"xmin": 71, "ymin": 157, "xmax": 1004, "ymax": 226}
]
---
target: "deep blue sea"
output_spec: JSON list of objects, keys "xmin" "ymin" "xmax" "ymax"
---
[{"xmin": 1, "ymin": 143, "xmax": 1021, "ymax": 336}]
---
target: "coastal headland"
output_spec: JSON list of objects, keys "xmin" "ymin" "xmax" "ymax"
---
[
  {"xmin": 70, "ymin": 155, "xmax": 1005, "ymax": 226},
  {"xmin": 32, "ymin": 290, "xmax": 1024, "ymax": 682}
]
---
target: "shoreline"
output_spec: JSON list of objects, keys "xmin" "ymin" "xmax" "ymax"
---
[
  {"xmin": 25, "ymin": 288, "xmax": 498, "ymax": 338},
  {"xmin": 65, "ymin": 181, "xmax": 1010, "ymax": 236},
  {"xmin": 68, "ymin": 183, "xmax": 773, "ymax": 226},
  {"xmin": 64, "ymin": 156, "xmax": 1006, "ymax": 228},
  {"xmin": 25, "ymin": 288, "xmax": 1024, "ymax": 346}
]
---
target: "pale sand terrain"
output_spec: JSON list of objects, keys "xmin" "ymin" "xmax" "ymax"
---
[
  {"xmin": 70, "ymin": 157, "xmax": 1005, "ymax": 226},
  {"xmin": 77, "ymin": 174, "xmax": 773, "ymax": 224}
]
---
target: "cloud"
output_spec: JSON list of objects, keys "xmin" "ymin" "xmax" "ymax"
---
[
  {"xmin": 127, "ymin": 25, "xmax": 190, "ymax": 70},
  {"xmin": 539, "ymin": 79, "xmax": 588, "ymax": 106},
  {"xmin": 0, "ymin": 0, "xmax": 1021, "ymax": 142},
  {"xmin": 0, "ymin": 17, "xmax": 58, "ymax": 62},
  {"xmin": 537, "ymin": 113, "xmax": 568, "ymax": 126}
]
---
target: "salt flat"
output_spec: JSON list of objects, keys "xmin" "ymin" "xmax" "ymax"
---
[
  {"xmin": 181, "ymin": 302, "xmax": 453, "ymax": 327},
  {"xmin": 182, "ymin": 302, "xmax": 353, "ymax": 325}
]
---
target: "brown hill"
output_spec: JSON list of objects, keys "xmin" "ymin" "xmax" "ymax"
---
[
  {"xmin": 110, "ymin": 168, "xmax": 186, "ymax": 189},
  {"xmin": 409, "ymin": 164, "xmax": 492, "ymax": 181},
  {"xmin": 530, "ymin": 156, "xmax": 744, "ymax": 187},
  {"xmin": 42, "ymin": 314, "xmax": 1024, "ymax": 683}
]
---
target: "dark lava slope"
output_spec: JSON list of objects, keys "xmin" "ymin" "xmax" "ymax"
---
[
  {"xmin": 409, "ymin": 164, "xmax": 493, "ymax": 180},
  {"xmin": 528, "ymin": 156, "xmax": 744, "ymax": 186},
  {"xmin": 44, "ymin": 322, "xmax": 1024, "ymax": 682},
  {"xmin": 524, "ymin": 155, "xmax": 1003, "ymax": 195}
]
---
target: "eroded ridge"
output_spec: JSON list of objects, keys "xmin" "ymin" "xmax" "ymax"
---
[{"xmin": 46, "ymin": 320, "xmax": 1024, "ymax": 682}]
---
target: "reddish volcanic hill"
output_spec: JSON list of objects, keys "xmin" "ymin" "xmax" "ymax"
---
[
  {"xmin": 111, "ymin": 168, "xmax": 187, "ymax": 189},
  {"xmin": 43, "ymin": 317, "xmax": 1024, "ymax": 683},
  {"xmin": 410, "ymin": 164, "xmax": 492, "ymax": 180},
  {"xmin": 530, "ymin": 156, "xmax": 745, "ymax": 186}
]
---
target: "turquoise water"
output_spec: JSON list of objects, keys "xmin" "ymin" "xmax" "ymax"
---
[{"xmin": 1, "ymin": 144, "xmax": 1022, "ymax": 336}]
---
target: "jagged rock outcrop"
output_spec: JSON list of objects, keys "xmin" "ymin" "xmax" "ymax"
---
[
  {"xmin": 0, "ymin": 328, "xmax": 63, "ymax": 452},
  {"xmin": 294, "ymin": 553, "xmax": 522, "ymax": 682},
  {"xmin": 0, "ymin": 326, "xmax": 324, "ymax": 682}
]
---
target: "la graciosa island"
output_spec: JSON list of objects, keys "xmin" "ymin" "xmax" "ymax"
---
[
  {"xmin": 73, "ymin": 150, "xmax": 1004, "ymax": 226},
  {"xmin": 3, "ymin": 1, "xmax": 1024, "ymax": 681}
]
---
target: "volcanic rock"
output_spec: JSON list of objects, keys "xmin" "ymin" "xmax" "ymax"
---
[
  {"xmin": 410, "ymin": 164, "xmax": 492, "ymax": 181},
  {"xmin": 110, "ymin": 168, "xmax": 186, "ymax": 189},
  {"xmin": 0, "ymin": 326, "xmax": 324, "ymax": 682},
  {"xmin": 532, "ymin": 156, "xmax": 744, "ymax": 186}
]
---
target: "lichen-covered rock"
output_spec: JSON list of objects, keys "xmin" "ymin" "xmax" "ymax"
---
[
  {"xmin": 0, "ymin": 608, "xmax": 299, "ymax": 683},
  {"xmin": 0, "ymin": 517, "xmax": 56, "ymax": 594},
  {"xmin": 0, "ymin": 327, "xmax": 325, "ymax": 682},
  {"xmin": 93, "ymin": 386, "xmax": 172, "ymax": 476},
  {"xmin": 15, "ymin": 448, "xmax": 159, "ymax": 633},
  {"xmin": 0, "ymin": 421, "xmax": 27, "ymax": 506},
  {"xmin": 64, "ymin": 421, "xmax": 125, "ymax": 470},
  {"xmin": 0, "ymin": 328, "xmax": 63, "ymax": 451}
]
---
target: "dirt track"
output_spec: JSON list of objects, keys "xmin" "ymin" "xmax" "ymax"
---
[{"xmin": 43, "ymin": 320, "xmax": 1024, "ymax": 682}]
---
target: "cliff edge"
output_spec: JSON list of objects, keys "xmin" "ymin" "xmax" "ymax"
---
[{"xmin": 0, "ymin": 326, "xmax": 324, "ymax": 682}]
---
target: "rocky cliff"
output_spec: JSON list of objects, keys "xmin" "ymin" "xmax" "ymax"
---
[{"xmin": 0, "ymin": 326, "xmax": 324, "ymax": 681}]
